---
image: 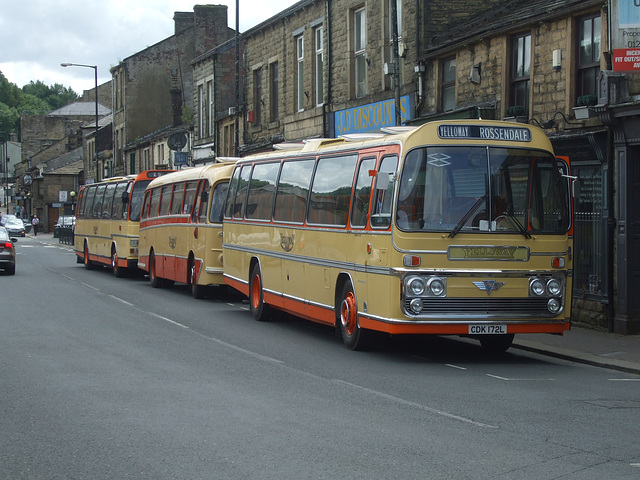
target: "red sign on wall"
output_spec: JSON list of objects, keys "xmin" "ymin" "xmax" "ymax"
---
[{"xmin": 613, "ymin": 49, "xmax": 640, "ymax": 72}]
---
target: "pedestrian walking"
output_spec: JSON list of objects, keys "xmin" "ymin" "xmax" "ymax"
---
[{"xmin": 31, "ymin": 214, "xmax": 39, "ymax": 236}]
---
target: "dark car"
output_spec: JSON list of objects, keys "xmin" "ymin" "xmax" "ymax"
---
[
  {"xmin": 2, "ymin": 215, "xmax": 25, "ymax": 237},
  {"xmin": 0, "ymin": 227, "xmax": 17, "ymax": 275},
  {"xmin": 53, "ymin": 215, "xmax": 76, "ymax": 238}
]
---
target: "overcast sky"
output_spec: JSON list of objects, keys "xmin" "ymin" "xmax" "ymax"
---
[{"xmin": 0, "ymin": 0, "xmax": 299, "ymax": 95}]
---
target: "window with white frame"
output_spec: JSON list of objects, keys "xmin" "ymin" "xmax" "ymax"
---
[
  {"xmin": 254, "ymin": 68, "xmax": 262, "ymax": 125},
  {"xmin": 441, "ymin": 56, "xmax": 456, "ymax": 112},
  {"xmin": 296, "ymin": 35, "xmax": 305, "ymax": 111},
  {"xmin": 198, "ymin": 83, "xmax": 206, "ymax": 139},
  {"xmin": 207, "ymin": 80, "xmax": 213, "ymax": 137},
  {"xmin": 510, "ymin": 32, "xmax": 531, "ymax": 118},
  {"xmin": 354, "ymin": 7, "xmax": 366, "ymax": 98},
  {"xmin": 315, "ymin": 26, "xmax": 324, "ymax": 106}
]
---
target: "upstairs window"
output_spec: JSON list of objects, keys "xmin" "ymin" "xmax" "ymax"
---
[
  {"xmin": 270, "ymin": 62, "xmax": 279, "ymax": 122},
  {"xmin": 510, "ymin": 33, "xmax": 531, "ymax": 118},
  {"xmin": 315, "ymin": 26, "xmax": 324, "ymax": 106},
  {"xmin": 441, "ymin": 57, "xmax": 456, "ymax": 112},
  {"xmin": 577, "ymin": 14, "xmax": 601, "ymax": 101},
  {"xmin": 354, "ymin": 7, "xmax": 367, "ymax": 98},
  {"xmin": 296, "ymin": 35, "xmax": 305, "ymax": 111},
  {"xmin": 253, "ymin": 68, "xmax": 262, "ymax": 125}
]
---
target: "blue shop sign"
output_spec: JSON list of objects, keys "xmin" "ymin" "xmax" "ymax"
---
[{"xmin": 334, "ymin": 95, "xmax": 411, "ymax": 136}]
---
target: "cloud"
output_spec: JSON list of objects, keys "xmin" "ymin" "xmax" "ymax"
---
[{"xmin": 0, "ymin": 0, "xmax": 298, "ymax": 93}]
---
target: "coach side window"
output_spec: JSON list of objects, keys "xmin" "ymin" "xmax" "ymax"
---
[
  {"xmin": 82, "ymin": 186, "xmax": 96, "ymax": 219},
  {"xmin": 371, "ymin": 155, "xmax": 398, "ymax": 229},
  {"xmin": 113, "ymin": 182, "xmax": 128, "ymax": 219},
  {"xmin": 103, "ymin": 183, "xmax": 117, "ymax": 219},
  {"xmin": 351, "ymin": 157, "xmax": 376, "ymax": 228},
  {"xmin": 159, "ymin": 184, "xmax": 173, "ymax": 216},
  {"xmin": 148, "ymin": 187, "xmax": 161, "ymax": 218},
  {"xmin": 274, "ymin": 159, "xmax": 315, "ymax": 224},
  {"xmin": 183, "ymin": 181, "xmax": 198, "ymax": 215},
  {"xmin": 209, "ymin": 182, "xmax": 229, "ymax": 224},
  {"xmin": 92, "ymin": 185, "xmax": 107, "ymax": 219},
  {"xmin": 246, "ymin": 162, "xmax": 280, "ymax": 221},
  {"xmin": 308, "ymin": 155, "xmax": 357, "ymax": 226},
  {"xmin": 170, "ymin": 182, "xmax": 185, "ymax": 215}
]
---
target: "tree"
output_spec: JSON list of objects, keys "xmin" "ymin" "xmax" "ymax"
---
[{"xmin": 0, "ymin": 72, "xmax": 79, "ymax": 140}]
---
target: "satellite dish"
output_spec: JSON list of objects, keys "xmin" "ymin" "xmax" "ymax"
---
[{"xmin": 168, "ymin": 132, "xmax": 188, "ymax": 151}]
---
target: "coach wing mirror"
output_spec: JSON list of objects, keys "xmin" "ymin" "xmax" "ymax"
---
[
  {"xmin": 122, "ymin": 191, "xmax": 129, "ymax": 204},
  {"xmin": 201, "ymin": 190, "xmax": 209, "ymax": 203},
  {"xmin": 375, "ymin": 172, "xmax": 394, "ymax": 190}
]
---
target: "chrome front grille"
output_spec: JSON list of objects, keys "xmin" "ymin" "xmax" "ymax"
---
[{"xmin": 404, "ymin": 297, "xmax": 555, "ymax": 317}]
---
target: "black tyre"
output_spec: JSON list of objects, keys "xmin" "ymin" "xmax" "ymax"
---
[
  {"xmin": 189, "ymin": 257, "xmax": 206, "ymax": 299},
  {"xmin": 111, "ymin": 248, "xmax": 126, "ymax": 278},
  {"xmin": 83, "ymin": 244, "xmax": 94, "ymax": 270},
  {"xmin": 337, "ymin": 281, "xmax": 371, "ymax": 351},
  {"xmin": 249, "ymin": 263, "xmax": 271, "ymax": 321},
  {"xmin": 479, "ymin": 334, "xmax": 514, "ymax": 353},
  {"xmin": 149, "ymin": 251, "xmax": 163, "ymax": 288}
]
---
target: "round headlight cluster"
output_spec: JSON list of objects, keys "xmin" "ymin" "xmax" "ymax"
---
[
  {"xmin": 405, "ymin": 276, "xmax": 446, "ymax": 299},
  {"xmin": 529, "ymin": 277, "xmax": 563, "ymax": 297},
  {"xmin": 529, "ymin": 277, "xmax": 564, "ymax": 315}
]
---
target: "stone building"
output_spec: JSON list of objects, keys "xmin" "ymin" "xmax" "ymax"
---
[
  {"xmin": 405, "ymin": 0, "xmax": 640, "ymax": 334},
  {"xmin": 111, "ymin": 4, "xmax": 235, "ymax": 175}
]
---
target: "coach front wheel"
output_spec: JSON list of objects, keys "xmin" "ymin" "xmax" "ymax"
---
[
  {"xmin": 338, "ymin": 282, "xmax": 371, "ymax": 351},
  {"xmin": 479, "ymin": 334, "xmax": 514, "ymax": 353},
  {"xmin": 249, "ymin": 263, "xmax": 271, "ymax": 321}
]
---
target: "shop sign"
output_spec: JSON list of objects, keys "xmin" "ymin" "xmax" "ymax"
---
[{"xmin": 334, "ymin": 95, "xmax": 411, "ymax": 136}]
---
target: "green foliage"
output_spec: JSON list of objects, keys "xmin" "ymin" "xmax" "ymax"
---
[{"xmin": 0, "ymin": 71, "xmax": 79, "ymax": 140}]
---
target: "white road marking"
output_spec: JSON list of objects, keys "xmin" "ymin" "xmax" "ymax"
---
[{"xmin": 332, "ymin": 379, "xmax": 498, "ymax": 429}]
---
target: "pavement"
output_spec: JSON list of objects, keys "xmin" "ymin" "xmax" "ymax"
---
[{"xmin": 26, "ymin": 231, "xmax": 640, "ymax": 375}]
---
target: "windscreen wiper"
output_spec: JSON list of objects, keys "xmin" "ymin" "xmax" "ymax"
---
[
  {"xmin": 449, "ymin": 194, "xmax": 486, "ymax": 238},
  {"xmin": 500, "ymin": 207, "xmax": 531, "ymax": 239}
]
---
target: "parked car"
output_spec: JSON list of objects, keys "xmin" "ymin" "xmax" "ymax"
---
[
  {"xmin": 54, "ymin": 215, "xmax": 76, "ymax": 238},
  {"xmin": 0, "ymin": 227, "xmax": 17, "ymax": 275},
  {"xmin": 2, "ymin": 215, "xmax": 25, "ymax": 237},
  {"xmin": 22, "ymin": 219, "xmax": 31, "ymax": 234}
]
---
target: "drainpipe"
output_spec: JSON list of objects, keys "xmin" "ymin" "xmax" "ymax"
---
[
  {"xmin": 390, "ymin": 0, "xmax": 401, "ymax": 126},
  {"xmin": 325, "ymin": 0, "xmax": 332, "ymax": 137}
]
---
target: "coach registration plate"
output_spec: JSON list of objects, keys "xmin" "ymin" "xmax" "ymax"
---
[{"xmin": 469, "ymin": 324, "xmax": 507, "ymax": 335}]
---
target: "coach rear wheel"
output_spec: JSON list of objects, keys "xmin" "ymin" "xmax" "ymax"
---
[
  {"xmin": 83, "ymin": 244, "xmax": 94, "ymax": 270},
  {"xmin": 338, "ymin": 282, "xmax": 371, "ymax": 351},
  {"xmin": 189, "ymin": 257, "xmax": 206, "ymax": 299},
  {"xmin": 249, "ymin": 263, "xmax": 271, "ymax": 321},
  {"xmin": 149, "ymin": 251, "xmax": 163, "ymax": 288},
  {"xmin": 111, "ymin": 248, "xmax": 126, "ymax": 278}
]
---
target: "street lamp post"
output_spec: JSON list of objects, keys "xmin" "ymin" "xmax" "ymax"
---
[{"xmin": 61, "ymin": 62, "xmax": 99, "ymax": 182}]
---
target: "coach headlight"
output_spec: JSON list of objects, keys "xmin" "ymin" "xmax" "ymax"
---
[
  {"xmin": 546, "ymin": 278, "xmax": 562, "ymax": 296},
  {"xmin": 530, "ymin": 278, "xmax": 545, "ymax": 296},
  {"xmin": 427, "ymin": 277, "xmax": 446, "ymax": 297},
  {"xmin": 408, "ymin": 277, "xmax": 425, "ymax": 295},
  {"xmin": 409, "ymin": 298, "xmax": 423, "ymax": 314},
  {"xmin": 547, "ymin": 298, "xmax": 562, "ymax": 314}
]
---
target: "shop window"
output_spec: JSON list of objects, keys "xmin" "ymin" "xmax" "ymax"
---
[
  {"xmin": 270, "ymin": 62, "xmax": 279, "ymax": 122},
  {"xmin": 573, "ymin": 162, "xmax": 606, "ymax": 297},
  {"xmin": 253, "ymin": 68, "xmax": 262, "ymax": 126}
]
